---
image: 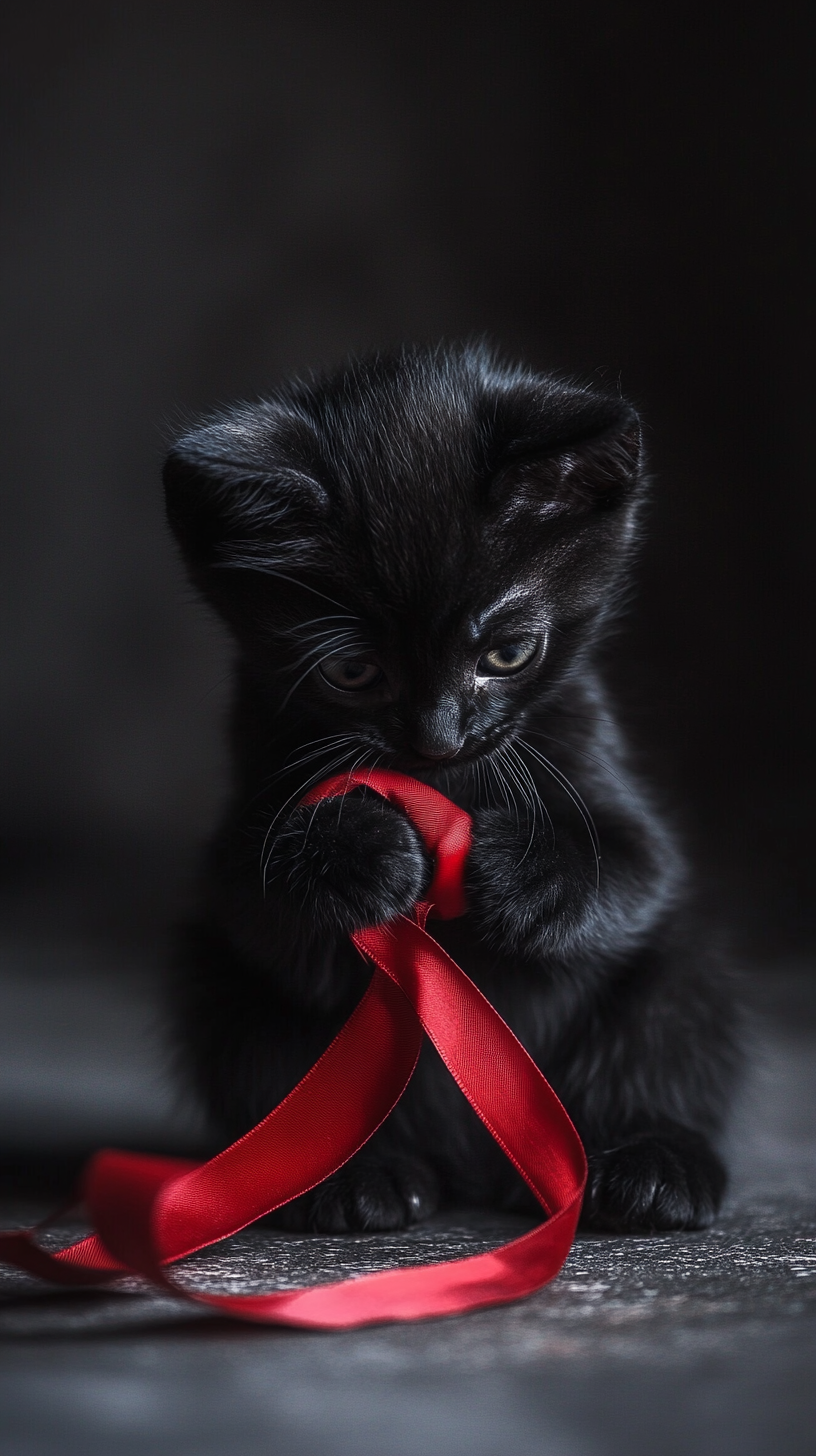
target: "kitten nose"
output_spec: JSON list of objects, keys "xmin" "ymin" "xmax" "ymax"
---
[
  {"xmin": 414, "ymin": 743, "xmax": 458, "ymax": 761},
  {"xmin": 410, "ymin": 705, "xmax": 464, "ymax": 761}
]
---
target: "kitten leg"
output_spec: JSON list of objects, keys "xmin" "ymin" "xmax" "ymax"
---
[
  {"xmin": 554, "ymin": 936, "xmax": 738, "ymax": 1235},
  {"xmin": 176, "ymin": 926, "xmax": 440, "ymax": 1233},
  {"xmin": 465, "ymin": 805, "xmax": 678, "ymax": 965},
  {"xmin": 208, "ymin": 789, "xmax": 433, "ymax": 982}
]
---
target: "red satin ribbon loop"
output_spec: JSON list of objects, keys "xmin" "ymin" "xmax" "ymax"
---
[{"xmin": 0, "ymin": 769, "xmax": 587, "ymax": 1328}]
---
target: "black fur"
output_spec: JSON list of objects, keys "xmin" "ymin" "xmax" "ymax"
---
[{"xmin": 164, "ymin": 344, "xmax": 739, "ymax": 1235}]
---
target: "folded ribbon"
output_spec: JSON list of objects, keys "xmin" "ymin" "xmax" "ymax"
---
[{"xmin": 0, "ymin": 770, "xmax": 587, "ymax": 1329}]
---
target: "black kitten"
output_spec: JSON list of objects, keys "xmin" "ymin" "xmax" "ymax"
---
[{"xmin": 164, "ymin": 344, "xmax": 738, "ymax": 1236}]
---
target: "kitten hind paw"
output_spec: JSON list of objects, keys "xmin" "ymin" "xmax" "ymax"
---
[{"xmin": 581, "ymin": 1129, "xmax": 726, "ymax": 1233}]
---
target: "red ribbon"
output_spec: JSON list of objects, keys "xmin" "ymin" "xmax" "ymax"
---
[{"xmin": 0, "ymin": 770, "xmax": 586, "ymax": 1329}]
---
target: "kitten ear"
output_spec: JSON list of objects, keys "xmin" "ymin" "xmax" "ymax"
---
[
  {"xmin": 163, "ymin": 410, "xmax": 328, "ymax": 576},
  {"xmin": 496, "ymin": 413, "xmax": 643, "ymax": 519},
  {"xmin": 543, "ymin": 419, "xmax": 643, "ymax": 512}
]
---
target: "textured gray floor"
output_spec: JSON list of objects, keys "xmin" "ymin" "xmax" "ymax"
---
[{"xmin": 0, "ymin": 954, "xmax": 814, "ymax": 1455}]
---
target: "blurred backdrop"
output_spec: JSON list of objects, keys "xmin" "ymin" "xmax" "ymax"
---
[{"xmin": 0, "ymin": 2, "xmax": 813, "ymax": 1160}]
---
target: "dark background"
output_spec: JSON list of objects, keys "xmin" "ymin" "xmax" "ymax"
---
[
  {"xmin": 2, "ymin": 14, "xmax": 815, "ymax": 1447},
  {"xmin": 1, "ymin": 0, "xmax": 813, "ymax": 995}
]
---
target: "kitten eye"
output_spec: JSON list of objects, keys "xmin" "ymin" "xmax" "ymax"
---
[
  {"xmin": 477, "ymin": 638, "xmax": 538, "ymax": 677},
  {"xmin": 319, "ymin": 657, "xmax": 382, "ymax": 692}
]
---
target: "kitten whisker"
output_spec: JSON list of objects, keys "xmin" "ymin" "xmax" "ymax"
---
[
  {"xmin": 497, "ymin": 743, "xmax": 540, "ymax": 862},
  {"xmin": 277, "ymin": 640, "xmax": 366, "ymax": 712},
  {"xmin": 517, "ymin": 738, "xmax": 601, "ymax": 891},
  {"xmin": 495, "ymin": 744, "xmax": 527, "ymax": 819},
  {"xmin": 252, "ymin": 734, "xmax": 361, "ymax": 800},
  {"xmin": 262, "ymin": 753, "xmax": 357, "ymax": 890},
  {"xmin": 524, "ymin": 727, "xmax": 633, "ymax": 795},
  {"xmin": 488, "ymin": 748, "xmax": 520, "ymax": 829},
  {"xmin": 302, "ymin": 753, "xmax": 365, "ymax": 846},
  {"xmin": 220, "ymin": 567, "xmax": 355, "ymax": 616},
  {"xmin": 260, "ymin": 744, "xmax": 361, "ymax": 887},
  {"xmin": 193, "ymin": 668, "xmax": 236, "ymax": 710},
  {"xmin": 279, "ymin": 734, "xmax": 360, "ymax": 771},
  {"xmin": 281, "ymin": 631, "xmax": 366, "ymax": 675},
  {"xmin": 503, "ymin": 741, "xmax": 553, "ymax": 863},
  {"xmin": 331, "ymin": 752, "xmax": 368, "ymax": 828},
  {"xmin": 280, "ymin": 614, "xmax": 362, "ymax": 640},
  {"xmin": 472, "ymin": 757, "xmax": 484, "ymax": 811}
]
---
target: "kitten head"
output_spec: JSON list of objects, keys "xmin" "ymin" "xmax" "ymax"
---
[{"xmin": 164, "ymin": 345, "xmax": 644, "ymax": 773}]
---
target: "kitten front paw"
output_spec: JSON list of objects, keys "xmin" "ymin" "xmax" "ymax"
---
[
  {"xmin": 582, "ymin": 1130, "xmax": 726, "ymax": 1233},
  {"xmin": 266, "ymin": 791, "xmax": 432, "ymax": 934},
  {"xmin": 272, "ymin": 1154, "xmax": 440, "ymax": 1233},
  {"xmin": 466, "ymin": 807, "xmax": 564, "ymax": 953}
]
